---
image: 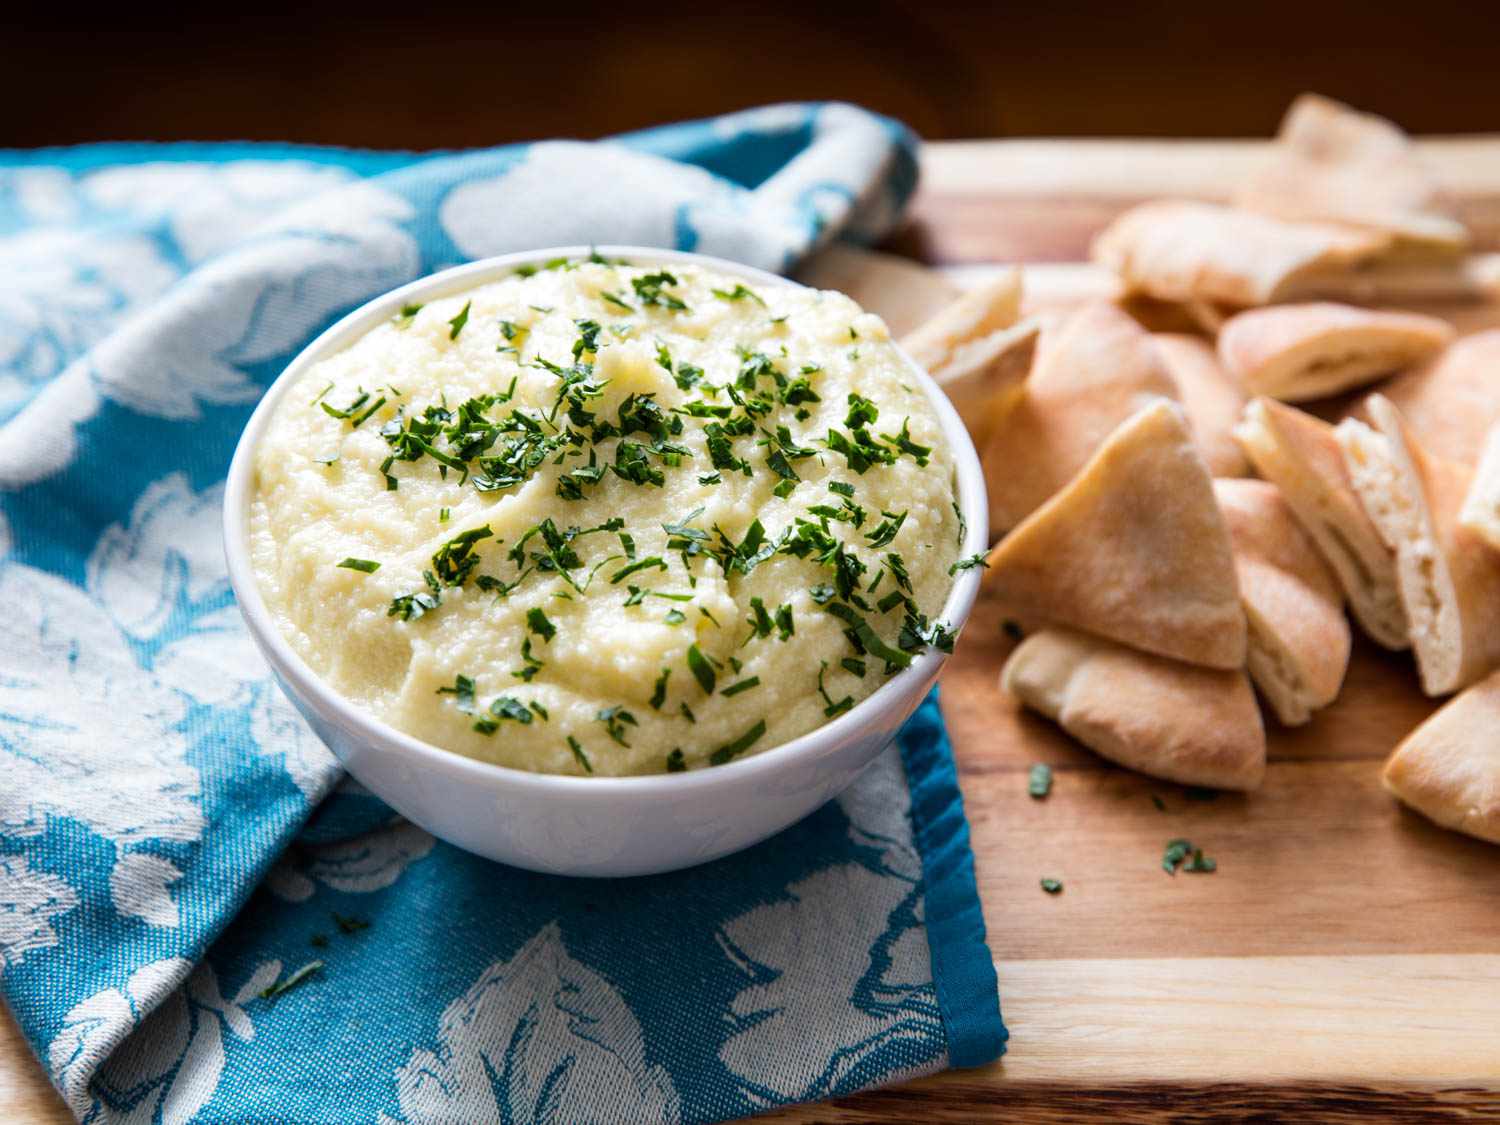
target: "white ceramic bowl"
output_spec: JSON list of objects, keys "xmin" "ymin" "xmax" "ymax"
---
[{"xmin": 224, "ymin": 246, "xmax": 988, "ymax": 877}]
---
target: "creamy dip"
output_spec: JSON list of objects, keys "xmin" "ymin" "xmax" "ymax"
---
[{"xmin": 251, "ymin": 257, "xmax": 966, "ymax": 775}]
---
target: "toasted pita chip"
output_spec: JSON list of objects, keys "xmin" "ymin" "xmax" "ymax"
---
[
  {"xmin": 986, "ymin": 400, "xmax": 1247, "ymax": 669},
  {"xmin": 794, "ymin": 244, "xmax": 959, "ymax": 337},
  {"xmin": 1092, "ymin": 200, "xmax": 1391, "ymax": 307},
  {"xmin": 1218, "ymin": 302, "xmax": 1453, "ymax": 402},
  {"xmin": 981, "ymin": 302, "xmax": 1179, "ymax": 535},
  {"xmin": 1458, "ymin": 423, "xmax": 1500, "ymax": 552},
  {"xmin": 1214, "ymin": 478, "xmax": 1350, "ymax": 724},
  {"xmin": 929, "ymin": 318, "xmax": 1040, "ymax": 451},
  {"xmin": 1002, "ymin": 628, "xmax": 1266, "ymax": 790},
  {"xmin": 1236, "ymin": 93, "xmax": 1468, "ymax": 253},
  {"xmin": 1383, "ymin": 668, "xmax": 1500, "ymax": 844},
  {"xmin": 1290, "ymin": 253, "xmax": 1500, "ymax": 305},
  {"xmin": 1153, "ymin": 333, "xmax": 1251, "ymax": 477},
  {"xmin": 1234, "ymin": 397, "xmax": 1407, "ymax": 649},
  {"xmin": 901, "ymin": 269, "xmax": 1022, "ymax": 371},
  {"xmin": 1337, "ymin": 394, "xmax": 1500, "ymax": 695},
  {"xmin": 1378, "ymin": 329, "xmax": 1500, "ymax": 464}
]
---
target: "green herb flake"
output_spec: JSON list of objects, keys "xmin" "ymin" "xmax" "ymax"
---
[
  {"xmin": 258, "ymin": 960, "xmax": 324, "ymax": 1000},
  {"xmin": 686, "ymin": 645, "xmax": 717, "ymax": 694},
  {"xmin": 1040, "ymin": 878, "xmax": 1064, "ymax": 895},
  {"xmin": 816, "ymin": 662, "xmax": 854, "ymax": 718},
  {"xmin": 711, "ymin": 283, "xmax": 765, "ymax": 306},
  {"xmin": 1028, "ymin": 763, "xmax": 1053, "ymax": 799},
  {"xmin": 1151, "ymin": 794, "xmax": 1167, "ymax": 812},
  {"xmin": 666, "ymin": 748, "xmax": 686, "ymax": 773},
  {"xmin": 949, "ymin": 552, "xmax": 991, "ymax": 576},
  {"xmin": 526, "ymin": 607, "xmax": 556, "ymax": 642},
  {"xmin": 721, "ymin": 676, "xmax": 761, "ymax": 697},
  {"xmin": 447, "ymin": 300, "xmax": 472, "ymax": 340},
  {"xmin": 435, "ymin": 673, "xmax": 477, "ymax": 713},
  {"xmin": 333, "ymin": 912, "xmax": 370, "ymax": 934},
  {"xmin": 631, "ymin": 270, "xmax": 689, "ymax": 312},
  {"xmin": 596, "ymin": 705, "xmax": 638, "ymax": 746},
  {"xmin": 709, "ymin": 718, "xmax": 766, "ymax": 766},
  {"xmin": 393, "ymin": 302, "xmax": 424, "ymax": 328},
  {"xmin": 650, "ymin": 667, "xmax": 671, "ymax": 710},
  {"xmin": 567, "ymin": 735, "xmax": 593, "ymax": 774},
  {"xmin": 336, "ymin": 557, "xmax": 381, "ymax": 573},
  {"xmin": 1162, "ymin": 838, "xmax": 1216, "ymax": 875}
]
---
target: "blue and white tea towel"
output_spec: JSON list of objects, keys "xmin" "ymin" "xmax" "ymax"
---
[{"xmin": 0, "ymin": 103, "xmax": 1005, "ymax": 1123}]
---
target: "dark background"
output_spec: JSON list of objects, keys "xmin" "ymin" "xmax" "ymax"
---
[{"xmin": 7, "ymin": 3, "xmax": 1497, "ymax": 149}]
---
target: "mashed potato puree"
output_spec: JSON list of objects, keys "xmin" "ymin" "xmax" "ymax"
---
[{"xmin": 251, "ymin": 258, "xmax": 964, "ymax": 775}]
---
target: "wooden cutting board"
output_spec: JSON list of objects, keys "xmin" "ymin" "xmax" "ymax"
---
[{"xmin": 6, "ymin": 137, "xmax": 1500, "ymax": 1124}]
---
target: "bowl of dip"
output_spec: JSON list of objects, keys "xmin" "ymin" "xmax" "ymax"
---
[{"xmin": 225, "ymin": 247, "xmax": 988, "ymax": 876}]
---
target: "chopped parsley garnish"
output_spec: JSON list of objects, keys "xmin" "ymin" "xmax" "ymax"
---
[
  {"xmin": 825, "ymin": 602, "xmax": 912, "ymax": 672},
  {"xmin": 841, "ymin": 657, "xmax": 866, "ymax": 677},
  {"xmin": 865, "ymin": 510, "xmax": 907, "ymax": 548},
  {"xmin": 774, "ymin": 603, "xmax": 794, "ymax": 641},
  {"xmin": 949, "ymin": 552, "xmax": 990, "ymax": 576},
  {"xmin": 567, "ymin": 736, "xmax": 593, "ymax": 774},
  {"xmin": 447, "ymin": 300, "xmax": 472, "ymax": 340},
  {"xmin": 389, "ymin": 571, "xmax": 442, "ymax": 621},
  {"xmin": 596, "ymin": 705, "xmax": 637, "ymax": 746},
  {"xmin": 631, "ymin": 270, "xmax": 688, "ymax": 311},
  {"xmin": 817, "ymin": 662, "xmax": 853, "ymax": 718},
  {"xmin": 258, "ymin": 960, "xmax": 323, "ymax": 1000},
  {"xmin": 1151, "ymin": 794, "xmax": 1168, "ymax": 812},
  {"xmin": 526, "ymin": 607, "xmax": 556, "ymax": 642},
  {"xmin": 650, "ymin": 667, "xmax": 671, "ymax": 710},
  {"xmin": 1162, "ymin": 838, "xmax": 1217, "ymax": 875},
  {"xmin": 473, "ymin": 695, "xmax": 534, "ymax": 734},
  {"xmin": 610, "ymin": 556, "xmax": 667, "ymax": 584},
  {"xmin": 1040, "ymin": 879, "xmax": 1063, "ymax": 895},
  {"xmin": 436, "ymin": 673, "xmax": 477, "ymax": 713},
  {"xmin": 431, "ymin": 525, "xmax": 493, "ymax": 587},
  {"xmin": 332, "ymin": 912, "xmax": 370, "ymax": 934},
  {"xmin": 679, "ymin": 701, "xmax": 696, "ymax": 723},
  {"xmin": 711, "ymin": 283, "xmax": 765, "ymax": 306},
  {"xmin": 721, "ymin": 676, "xmax": 761, "ymax": 697},
  {"xmin": 710, "ymin": 718, "xmax": 766, "ymax": 766},
  {"xmin": 666, "ymin": 748, "xmax": 686, "ymax": 772},
  {"xmin": 336, "ymin": 557, "xmax": 380, "ymax": 573},
  {"xmin": 686, "ymin": 645, "xmax": 717, "ymax": 694},
  {"xmin": 1028, "ymin": 763, "xmax": 1052, "ymax": 798},
  {"xmin": 601, "ymin": 290, "xmax": 634, "ymax": 312}
]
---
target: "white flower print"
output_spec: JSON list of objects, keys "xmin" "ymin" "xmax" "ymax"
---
[
  {"xmin": 267, "ymin": 819, "xmax": 435, "ymax": 903},
  {"xmin": 386, "ymin": 923, "xmax": 680, "ymax": 1124},
  {"xmin": 0, "ymin": 856, "xmax": 79, "ymax": 968}
]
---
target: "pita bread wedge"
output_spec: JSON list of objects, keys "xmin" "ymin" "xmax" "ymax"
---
[
  {"xmin": 1382, "ymin": 669, "xmax": 1500, "ymax": 844},
  {"xmin": 1153, "ymin": 333, "xmax": 1250, "ymax": 477},
  {"xmin": 1214, "ymin": 478, "xmax": 1350, "ymax": 725},
  {"xmin": 1337, "ymin": 394, "xmax": 1500, "ymax": 695},
  {"xmin": 1002, "ymin": 628, "xmax": 1266, "ymax": 791},
  {"xmin": 1236, "ymin": 93, "xmax": 1469, "ymax": 253},
  {"xmin": 986, "ymin": 399, "xmax": 1247, "ymax": 669},
  {"xmin": 929, "ymin": 318, "xmax": 1040, "ymax": 451},
  {"xmin": 1218, "ymin": 302, "xmax": 1453, "ymax": 402},
  {"xmin": 1092, "ymin": 200, "xmax": 1392, "ymax": 307},
  {"xmin": 1379, "ymin": 329, "xmax": 1500, "ymax": 465},
  {"xmin": 1458, "ymin": 423, "xmax": 1500, "ymax": 552},
  {"xmin": 981, "ymin": 302, "xmax": 1179, "ymax": 535},
  {"xmin": 794, "ymin": 244, "xmax": 959, "ymax": 337},
  {"xmin": 1234, "ymin": 397, "xmax": 1407, "ymax": 649},
  {"xmin": 901, "ymin": 269, "xmax": 1022, "ymax": 371}
]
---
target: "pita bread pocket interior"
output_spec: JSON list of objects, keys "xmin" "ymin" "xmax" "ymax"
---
[
  {"xmin": 1233, "ymin": 396, "xmax": 1407, "ymax": 649},
  {"xmin": 1337, "ymin": 394, "xmax": 1500, "ymax": 695},
  {"xmin": 1378, "ymin": 329, "xmax": 1500, "ymax": 465},
  {"xmin": 901, "ymin": 269, "xmax": 1022, "ymax": 371},
  {"xmin": 1153, "ymin": 333, "xmax": 1251, "ymax": 477},
  {"xmin": 980, "ymin": 301, "xmax": 1179, "ymax": 535},
  {"xmin": 1218, "ymin": 302, "xmax": 1453, "ymax": 402},
  {"xmin": 794, "ymin": 244, "xmax": 959, "ymax": 338},
  {"xmin": 1458, "ymin": 423, "xmax": 1500, "ymax": 553},
  {"xmin": 1091, "ymin": 200, "xmax": 1392, "ymax": 308},
  {"xmin": 1382, "ymin": 668, "xmax": 1500, "ymax": 845},
  {"xmin": 986, "ymin": 398, "xmax": 1247, "ymax": 669},
  {"xmin": 1001, "ymin": 628, "xmax": 1266, "ymax": 791},
  {"xmin": 1213, "ymin": 478, "xmax": 1350, "ymax": 725},
  {"xmin": 1235, "ymin": 93, "xmax": 1469, "ymax": 253}
]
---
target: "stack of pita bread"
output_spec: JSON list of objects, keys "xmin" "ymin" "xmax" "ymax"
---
[{"xmin": 860, "ymin": 95, "xmax": 1500, "ymax": 842}]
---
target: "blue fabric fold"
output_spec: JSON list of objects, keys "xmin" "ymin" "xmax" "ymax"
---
[{"xmin": 0, "ymin": 102, "xmax": 1003, "ymax": 1123}]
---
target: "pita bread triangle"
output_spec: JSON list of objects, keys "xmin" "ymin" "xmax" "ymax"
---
[
  {"xmin": 986, "ymin": 399, "xmax": 1247, "ymax": 669},
  {"xmin": 1383, "ymin": 668, "xmax": 1500, "ymax": 844}
]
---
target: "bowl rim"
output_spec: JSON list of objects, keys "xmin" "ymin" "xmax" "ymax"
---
[{"xmin": 223, "ymin": 245, "xmax": 989, "ymax": 796}]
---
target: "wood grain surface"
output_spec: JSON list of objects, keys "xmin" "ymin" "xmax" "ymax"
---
[{"xmin": 6, "ymin": 136, "xmax": 1500, "ymax": 1124}]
